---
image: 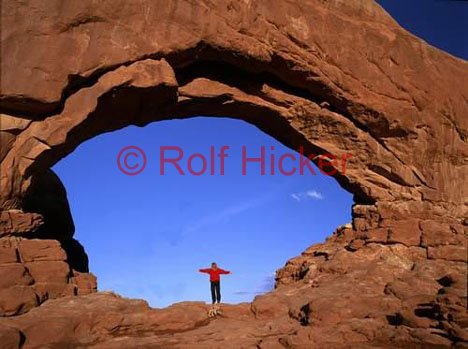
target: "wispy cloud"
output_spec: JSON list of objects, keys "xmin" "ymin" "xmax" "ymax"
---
[
  {"xmin": 234, "ymin": 273, "xmax": 275, "ymax": 296},
  {"xmin": 291, "ymin": 189, "xmax": 324, "ymax": 201},
  {"xmin": 258, "ymin": 273, "xmax": 275, "ymax": 292},
  {"xmin": 184, "ymin": 198, "xmax": 263, "ymax": 234},
  {"xmin": 154, "ymin": 196, "xmax": 271, "ymax": 246}
]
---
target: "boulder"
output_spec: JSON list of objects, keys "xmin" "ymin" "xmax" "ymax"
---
[
  {"xmin": 0, "ymin": 264, "xmax": 34, "ymax": 289},
  {"xmin": 24, "ymin": 260, "xmax": 70, "ymax": 284},
  {"xmin": 0, "ymin": 286, "xmax": 38, "ymax": 316},
  {"xmin": 18, "ymin": 239, "xmax": 67, "ymax": 262},
  {"xmin": 0, "ymin": 211, "xmax": 43, "ymax": 237},
  {"xmin": 0, "ymin": 239, "xmax": 18, "ymax": 264}
]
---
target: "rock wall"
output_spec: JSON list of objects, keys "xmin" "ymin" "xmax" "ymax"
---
[
  {"xmin": 0, "ymin": 210, "xmax": 96, "ymax": 316},
  {"xmin": 0, "ymin": 0, "xmax": 466, "ymax": 347}
]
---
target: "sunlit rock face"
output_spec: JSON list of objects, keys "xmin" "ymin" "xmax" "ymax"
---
[{"xmin": 0, "ymin": 0, "xmax": 466, "ymax": 347}]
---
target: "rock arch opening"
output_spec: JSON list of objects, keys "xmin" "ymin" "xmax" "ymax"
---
[
  {"xmin": 50, "ymin": 116, "xmax": 354, "ymax": 306},
  {"xmin": 1, "ymin": 55, "xmax": 389, "ymax": 315}
]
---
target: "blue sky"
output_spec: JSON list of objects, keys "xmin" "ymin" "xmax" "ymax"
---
[
  {"xmin": 53, "ymin": 2, "xmax": 466, "ymax": 307},
  {"xmin": 376, "ymin": 0, "xmax": 467, "ymax": 60}
]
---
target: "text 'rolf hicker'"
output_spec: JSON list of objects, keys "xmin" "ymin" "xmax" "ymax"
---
[{"xmin": 116, "ymin": 145, "xmax": 352, "ymax": 176}]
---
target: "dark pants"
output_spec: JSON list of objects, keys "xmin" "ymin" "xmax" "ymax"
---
[{"xmin": 210, "ymin": 281, "xmax": 221, "ymax": 304}]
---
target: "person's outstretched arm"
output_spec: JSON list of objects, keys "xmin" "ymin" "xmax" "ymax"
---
[
  {"xmin": 218, "ymin": 268, "xmax": 231, "ymax": 274},
  {"xmin": 199, "ymin": 268, "xmax": 211, "ymax": 273}
]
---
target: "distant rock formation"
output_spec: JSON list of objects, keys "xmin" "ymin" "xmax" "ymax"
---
[{"xmin": 0, "ymin": 0, "xmax": 466, "ymax": 347}]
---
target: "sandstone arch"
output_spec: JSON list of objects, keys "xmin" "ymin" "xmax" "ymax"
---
[{"xmin": 0, "ymin": 0, "xmax": 467, "ymax": 347}]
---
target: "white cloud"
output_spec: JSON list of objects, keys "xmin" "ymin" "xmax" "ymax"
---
[
  {"xmin": 291, "ymin": 189, "xmax": 324, "ymax": 201},
  {"xmin": 291, "ymin": 193, "xmax": 301, "ymax": 201},
  {"xmin": 306, "ymin": 190, "xmax": 323, "ymax": 200}
]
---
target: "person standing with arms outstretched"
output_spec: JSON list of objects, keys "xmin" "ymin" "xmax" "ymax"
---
[{"xmin": 199, "ymin": 262, "xmax": 231, "ymax": 304}]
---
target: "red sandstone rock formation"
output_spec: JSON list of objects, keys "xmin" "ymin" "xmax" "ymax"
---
[{"xmin": 0, "ymin": 0, "xmax": 466, "ymax": 348}]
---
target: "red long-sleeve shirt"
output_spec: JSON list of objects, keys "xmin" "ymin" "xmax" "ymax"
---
[{"xmin": 199, "ymin": 268, "xmax": 230, "ymax": 281}]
